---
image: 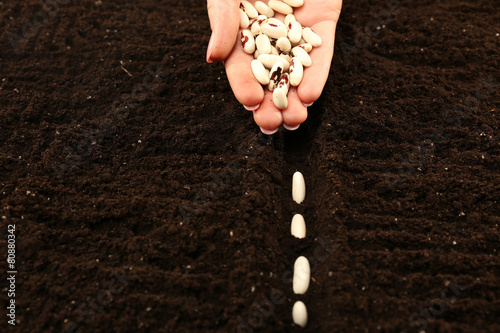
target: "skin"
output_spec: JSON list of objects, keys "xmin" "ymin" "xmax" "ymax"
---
[{"xmin": 207, "ymin": 0, "xmax": 342, "ymax": 134}]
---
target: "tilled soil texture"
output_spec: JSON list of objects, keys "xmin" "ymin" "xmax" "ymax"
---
[{"xmin": 1, "ymin": 0, "xmax": 499, "ymax": 332}]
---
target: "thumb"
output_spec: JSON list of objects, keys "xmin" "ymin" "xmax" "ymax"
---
[{"xmin": 207, "ymin": 0, "xmax": 240, "ymax": 62}]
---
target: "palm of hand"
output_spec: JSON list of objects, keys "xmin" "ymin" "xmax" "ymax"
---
[{"xmin": 215, "ymin": 0, "xmax": 342, "ymax": 133}]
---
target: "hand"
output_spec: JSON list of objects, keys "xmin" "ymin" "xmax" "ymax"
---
[{"xmin": 207, "ymin": 0, "xmax": 342, "ymax": 134}]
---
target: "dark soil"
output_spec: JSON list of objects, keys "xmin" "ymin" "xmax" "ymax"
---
[{"xmin": 0, "ymin": 0, "xmax": 499, "ymax": 332}]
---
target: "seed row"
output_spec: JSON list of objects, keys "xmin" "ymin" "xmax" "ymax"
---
[
  {"xmin": 239, "ymin": 1, "xmax": 322, "ymax": 109},
  {"xmin": 291, "ymin": 171, "xmax": 308, "ymax": 327}
]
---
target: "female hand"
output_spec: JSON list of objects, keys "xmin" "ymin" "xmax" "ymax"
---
[{"xmin": 207, "ymin": 0, "xmax": 342, "ymax": 134}]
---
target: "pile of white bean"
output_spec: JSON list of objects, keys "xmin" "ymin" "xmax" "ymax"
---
[
  {"xmin": 239, "ymin": 1, "xmax": 322, "ymax": 109},
  {"xmin": 290, "ymin": 171, "xmax": 309, "ymax": 328}
]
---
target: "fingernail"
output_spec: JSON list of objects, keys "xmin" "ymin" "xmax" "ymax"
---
[
  {"xmin": 243, "ymin": 103, "xmax": 260, "ymax": 111},
  {"xmin": 283, "ymin": 124, "xmax": 300, "ymax": 131},
  {"xmin": 260, "ymin": 127, "xmax": 279, "ymax": 135},
  {"xmin": 302, "ymin": 102, "xmax": 314, "ymax": 107},
  {"xmin": 206, "ymin": 32, "xmax": 214, "ymax": 63}
]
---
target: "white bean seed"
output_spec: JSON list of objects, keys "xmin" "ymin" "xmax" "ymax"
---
[
  {"xmin": 292, "ymin": 171, "xmax": 306, "ymax": 203},
  {"xmin": 251, "ymin": 59, "xmax": 270, "ymax": 85},
  {"xmin": 241, "ymin": 29, "xmax": 255, "ymax": 54},
  {"xmin": 291, "ymin": 214, "xmax": 306, "ymax": 238},
  {"xmin": 240, "ymin": 1, "xmax": 258, "ymax": 19},
  {"xmin": 289, "ymin": 57, "xmax": 303, "ymax": 86},
  {"xmin": 251, "ymin": 23, "xmax": 262, "ymax": 36},
  {"xmin": 273, "ymin": 87, "xmax": 288, "ymax": 109},
  {"xmin": 239, "ymin": 9, "xmax": 249, "ymax": 29},
  {"xmin": 268, "ymin": 62, "xmax": 284, "ymax": 92},
  {"xmin": 284, "ymin": 0, "xmax": 304, "ymax": 8},
  {"xmin": 292, "ymin": 46, "xmax": 311, "ymax": 67},
  {"xmin": 302, "ymin": 27, "xmax": 322, "ymax": 47},
  {"xmin": 288, "ymin": 21, "xmax": 303, "ymax": 44},
  {"xmin": 256, "ymin": 34, "xmax": 272, "ymax": 54},
  {"xmin": 292, "ymin": 301, "xmax": 308, "ymax": 328},
  {"xmin": 284, "ymin": 14, "xmax": 296, "ymax": 28},
  {"xmin": 293, "ymin": 256, "xmax": 310, "ymax": 294},
  {"xmin": 268, "ymin": 0, "xmax": 294, "ymax": 15},
  {"xmin": 276, "ymin": 36, "xmax": 292, "ymax": 52},
  {"xmin": 254, "ymin": 1, "xmax": 274, "ymax": 17}
]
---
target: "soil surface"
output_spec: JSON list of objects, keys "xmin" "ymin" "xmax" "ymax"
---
[{"xmin": 0, "ymin": 0, "xmax": 499, "ymax": 332}]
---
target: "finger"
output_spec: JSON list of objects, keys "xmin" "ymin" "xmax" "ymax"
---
[
  {"xmin": 297, "ymin": 20, "xmax": 336, "ymax": 105},
  {"xmin": 282, "ymin": 87, "xmax": 308, "ymax": 130},
  {"xmin": 253, "ymin": 89, "xmax": 283, "ymax": 133},
  {"xmin": 224, "ymin": 41, "xmax": 265, "ymax": 107},
  {"xmin": 207, "ymin": 0, "xmax": 240, "ymax": 62}
]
